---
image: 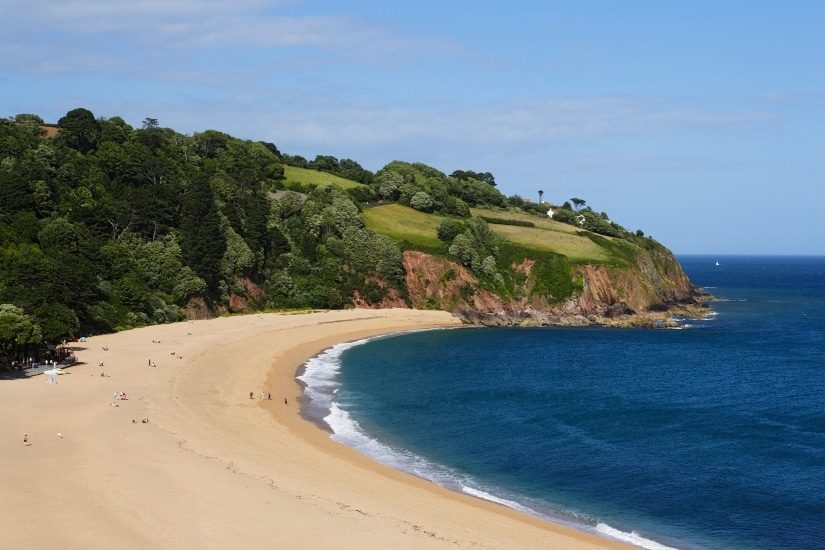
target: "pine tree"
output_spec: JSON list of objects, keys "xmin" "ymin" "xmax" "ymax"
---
[{"xmin": 179, "ymin": 176, "xmax": 226, "ymax": 291}]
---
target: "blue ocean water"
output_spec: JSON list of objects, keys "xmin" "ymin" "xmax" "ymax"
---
[{"xmin": 299, "ymin": 256, "xmax": 825, "ymax": 549}]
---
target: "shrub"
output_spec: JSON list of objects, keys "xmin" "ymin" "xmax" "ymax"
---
[
  {"xmin": 444, "ymin": 196, "xmax": 470, "ymax": 217},
  {"xmin": 479, "ymin": 216, "xmax": 535, "ymax": 227},
  {"xmin": 409, "ymin": 191, "xmax": 435, "ymax": 212},
  {"xmin": 437, "ymin": 219, "xmax": 465, "ymax": 243}
]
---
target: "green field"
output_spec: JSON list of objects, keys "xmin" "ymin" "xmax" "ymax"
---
[
  {"xmin": 283, "ymin": 165, "xmax": 363, "ymax": 190},
  {"xmin": 364, "ymin": 204, "xmax": 611, "ymax": 262},
  {"xmin": 471, "ymin": 207, "xmax": 583, "ymax": 235},
  {"xmin": 362, "ymin": 204, "xmax": 446, "ymax": 250},
  {"xmin": 471, "ymin": 208, "xmax": 610, "ymax": 262}
]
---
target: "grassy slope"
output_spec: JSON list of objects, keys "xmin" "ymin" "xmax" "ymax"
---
[
  {"xmin": 362, "ymin": 204, "xmax": 445, "ymax": 250},
  {"xmin": 364, "ymin": 204, "xmax": 613, "ymax": 263},
  {"xmin": 471, "ymin": 208, "xmax": 610, "ymax": 262},
  {"xmin": 283, "ymin": 165, "xmax": 363, "ymax": 190},
  {"xmin": 471, "ymin": 207, "xmax": 582, "ymax": 234}
]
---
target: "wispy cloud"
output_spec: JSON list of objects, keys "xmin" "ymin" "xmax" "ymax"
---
[
  {"xmin": 246, "ymin": 96, "xmax": 775, "ymax": 152},
  {"xmin": 69, "ymin": 93, "xmax": 773, "ymax": 178},
  {"xmin": 0, "ymin": 0, "xmax": 462, "ymax": 77}
]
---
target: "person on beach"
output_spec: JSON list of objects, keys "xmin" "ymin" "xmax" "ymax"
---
[
  {"xmin": 267, "ymin": 392, "xmax": 271, "ymax": 400},
  {"xmin": 249, "ymin": 392, "xmax": 254, "ymax": 400},
  {"xmin": 23, "ymin": 434, "xmax": 29, "ymax": 445},
  {"xmin": 284, "ymin": 396, "xmax": 288, "ymax": 405}
]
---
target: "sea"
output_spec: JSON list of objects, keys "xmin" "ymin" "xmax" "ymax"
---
[{"xmin": 298, "ymin": 256, "xmax": 825, "ymax": 549}]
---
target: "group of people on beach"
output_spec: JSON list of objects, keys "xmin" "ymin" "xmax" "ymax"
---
[
  {"xmin": 249, "ymin": 391, "xmax": 288, "ymax": 405},
  {"xmin": 25, "ymin": 333, "xmax": 293, "ymax": 452}
]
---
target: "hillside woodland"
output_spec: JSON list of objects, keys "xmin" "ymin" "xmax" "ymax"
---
[{"xmin": 0, "ymin": 110, "xmax": 702, "ymax": 357}]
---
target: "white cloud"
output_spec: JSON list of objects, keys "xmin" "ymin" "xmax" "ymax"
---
[
  {"xmin": 243, "ymin": 96, "xmax": 775, "ymax": 153},
  {"xmin": 0, "ymin": 0, "xmax": 461, "ymax": 74}
]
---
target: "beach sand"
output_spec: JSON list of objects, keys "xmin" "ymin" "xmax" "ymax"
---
[{"xmin": 0, "ymin": 309, "xmax": 631, "ymax": 549}]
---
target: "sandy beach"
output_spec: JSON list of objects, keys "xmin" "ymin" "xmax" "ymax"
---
[{"xmin": 0, "ymin": 309, "xmax": 631, "ymax": 549}]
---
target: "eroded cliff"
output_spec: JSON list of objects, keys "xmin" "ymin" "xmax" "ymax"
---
[{"xmin": 400, "ymin": 247, "xmax": 708, "ymax": 327}]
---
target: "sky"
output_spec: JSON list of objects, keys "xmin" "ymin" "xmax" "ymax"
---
[{"xmin": 1, "ymin": 0, "xmax": 823, "ymax": 254}]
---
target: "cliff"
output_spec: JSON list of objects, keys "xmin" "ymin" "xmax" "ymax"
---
[{"xmin": 400, "ymin": 248, "xmax": 709, "ymax": 328}]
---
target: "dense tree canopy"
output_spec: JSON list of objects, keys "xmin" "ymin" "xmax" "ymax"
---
[{"xmin": 0, "ymin": 109, "xmax": 408, "ymax": 344}]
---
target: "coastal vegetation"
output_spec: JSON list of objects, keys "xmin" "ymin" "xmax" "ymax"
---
[
  {"xmin": 0, "ymin": 109, "xmax": 696, "ymax": 360},
  {"xmin": 282, "ymin": 165, "xmax": 364, "ymax": 191}
]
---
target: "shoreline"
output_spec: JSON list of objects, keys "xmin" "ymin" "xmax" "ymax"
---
[
  {"xmin": 259, "ymin": 315, "xmax": 634, "ymax": 549},
  {"xmin": 1, "ymin": 309, "xmax": 632, "ymax": 549},
  {"xmin": 288, "ymin": 326, "xmax": 679, "ymax": 550}
]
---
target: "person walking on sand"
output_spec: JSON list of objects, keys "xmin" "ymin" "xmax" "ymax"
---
[
  {"xmin": 23, "ymin": 434, "xmax": 30, "ymax": 446},
  {"xmin": 284, "ymin": 396, "xmax": 288, "ymax": 405},
  {"xmin": 267, "ymin": 392, "xmax": 271, "ymax": 400},
  {"xmin": 249, "ymin": 392, "xmax": 254, "ymax": 400}
]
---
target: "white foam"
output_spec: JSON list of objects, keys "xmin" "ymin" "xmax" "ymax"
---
[
  {"xmin": 326, "ymin": 402, "xmax": 469, "ymax": 485},
  {"xmin": 297, "ymin": 338, "xmax": 372, "ymax": 409},
  {"xmin": 461, "ymin": 486, "xmax": 540, "ymax": 516},
  {"xmin": 596, "ymin": 523, "xmax": 678, "ymax": 550},
  {"xmin": 300, "ymin": 331, "xmax": 470, "ymax": 487}
]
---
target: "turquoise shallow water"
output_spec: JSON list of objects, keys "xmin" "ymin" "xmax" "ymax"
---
[{"xmin": 299, "ymin": 256, "xmax": 825, "ymax": 549}]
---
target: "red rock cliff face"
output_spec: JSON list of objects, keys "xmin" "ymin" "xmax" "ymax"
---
[
  {"xmin": 399, "ymin": 247, "xmax": 697, "ymax": 325},
  {"xmin": 402, "ymin": 251, "xmax": 505, "ymax": 311},
  {"xmin": 575, "ymin": 248, "xmax": 693, "ymax": 315}
]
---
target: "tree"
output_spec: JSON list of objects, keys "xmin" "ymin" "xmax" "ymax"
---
[
  {"xmin": 448, "ymin": 233, "xmax": 477, "ymax": 267},
  {"xmin": 570, "ymin": 197, "xmax": 586, "ymax": 212},
  {"xmin": 376, "ymin": 170, "xmax": 404, "ymax": 200},
  {"xmin": 180, "ymin": 177, "xmax": 226, "ymax": 291},
  {"xmin": 57, "ymin": 108, "xmax": 101, "ymax": 154},
  {"xmin": 99, "ymin": 116, "xmax": 133, "ymax": 144},
  {"xmin": 437, "ymin": 219, "xmax": 464, "ymax": 242},
  {"xmin": 0, "ymin": 304, "xmax": 42, "ymax": 365},
  {"xmin": 0, "ymin": 168, "xmax": 35, "ymax": 215},
  {"xmin": 13, "ymin": 114, "xmax": 45, "ymax": 136},
  {"xmin": 450, "ymin": 169, "xmax": 496, "ymax": 186},
  {"xmin": 38, "ymin": 217, "xmax": 81, "ymax": 253},
  {"xmin": 409, "ymin": 191, "xmax": 435, "ymax": 212}
]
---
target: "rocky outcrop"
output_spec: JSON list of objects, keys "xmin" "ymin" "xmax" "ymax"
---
[
  {"xmin": 182, "ymin": 296, "xmax": 213, "ymax": 320},
  {"xmin": 351, "ymin": 278, "xmax": 407, "ymax": 309},
  {"xmin": 573, "ymin": 248, "xmax": 693, "ymax": 316},
  {"xmin": 403, "ymin": 250, "xmax": 506, "ymax": 312},
  {"xmin": 399, "ymin": 247, "xmax": 708, "ymax": 328}
]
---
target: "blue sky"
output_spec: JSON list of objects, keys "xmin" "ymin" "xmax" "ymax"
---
[{"xmin": 1, "ymin": 0, "xmax": 823, "ymax": 254}]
